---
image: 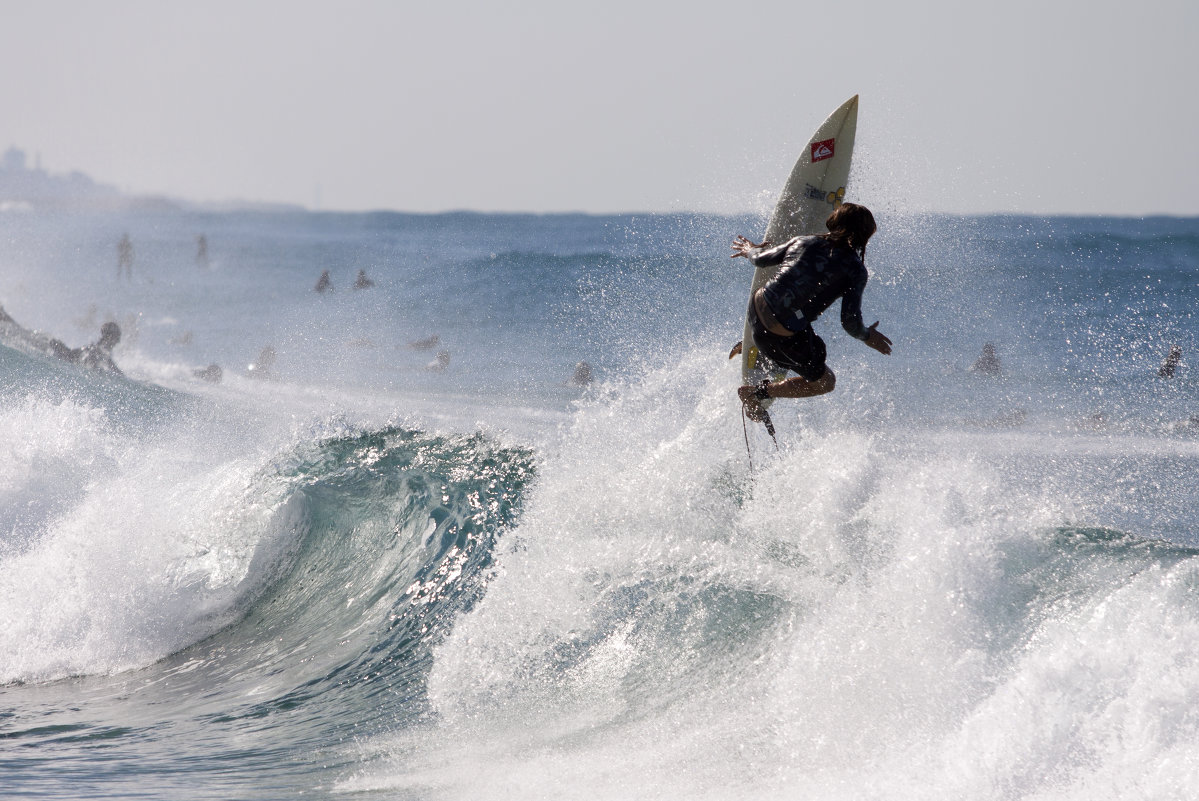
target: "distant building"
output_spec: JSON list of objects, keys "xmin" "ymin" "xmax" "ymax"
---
[
  {"xmin": 0, "ymin": 146, "xmax": 123, "ymax": 210},
  {"xmin": 2, "ymin": 147, "xmax": 27, "ymax": 172}
]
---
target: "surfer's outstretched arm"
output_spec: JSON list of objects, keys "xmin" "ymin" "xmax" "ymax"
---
[{"xmin": 730, "ymin": 235, "xmax": 773, "ymax": 259}]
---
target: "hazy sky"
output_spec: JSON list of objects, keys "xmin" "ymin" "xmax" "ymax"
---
[{"xmin": 1, "ymin": 0, "xmax": 1195, "ymax": 216}]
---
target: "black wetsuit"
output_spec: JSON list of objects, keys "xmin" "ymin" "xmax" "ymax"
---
[{"xmin": 747, "ymin": 235, "xmax": 870, "ymax": 381}]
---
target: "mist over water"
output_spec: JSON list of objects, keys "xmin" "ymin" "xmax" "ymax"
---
[{"xmin": 2, "ymin": 207, "xmax": 1199, "ymax": 799}]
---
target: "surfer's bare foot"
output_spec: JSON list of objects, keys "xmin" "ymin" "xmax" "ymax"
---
[{"xmin": 738, "ymin": 384, "xmax": 768, "ymax": 422}]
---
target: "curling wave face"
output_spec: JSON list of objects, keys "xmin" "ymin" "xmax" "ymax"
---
[{"xmin": 0, "ymin": 343, "xmax": 535, "ymax": 796}]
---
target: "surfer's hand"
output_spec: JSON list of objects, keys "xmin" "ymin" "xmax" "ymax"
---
[
  {"xmin": 864, "ymin": 321, "xmax": 892, "ymax": 355},
  {"xmin": 737, "ymin": 384, "xmax": 768, "ymax": 422},
  {"xmin": 731, "ymin": 235, "xmax": 769, "ymax": 258}
]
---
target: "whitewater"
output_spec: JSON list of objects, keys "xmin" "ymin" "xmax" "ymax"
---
[{"xmin": 2, "ymin": 207, "xmax": 1199, "ymax": 800}]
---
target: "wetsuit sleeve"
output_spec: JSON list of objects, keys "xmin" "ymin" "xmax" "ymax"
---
[
  {"xmin": 748, "ymin": 238, "xmax": 799, "ymax": 269},
  {"xmin": 839, "ymin": 271, "xmax": 870, "ymax": 341}
]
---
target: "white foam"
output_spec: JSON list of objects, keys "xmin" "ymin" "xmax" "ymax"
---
[
  {"xmin": 344, "ymin": 351, "xmax": 1199, "ymax": 800},
  {"xmin": 0, "ymin": 394, "xmax": 305, "ymax": 684}
]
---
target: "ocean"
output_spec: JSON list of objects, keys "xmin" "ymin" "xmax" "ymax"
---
[{"xmin": 2, "ymin": 206, "xmax": 1199, "ymax": 799}]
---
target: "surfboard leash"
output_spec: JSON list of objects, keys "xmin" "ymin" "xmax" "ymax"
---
[
  {"xmin": 741, "ymin": 405, "xmax": 780, "ymax": 474},
  {"xmin": 761, "ymin": 409, "xmax": 779, "ymax": 450},
  {"xmin": 741, "ymin": 405, "xmax": 755, "ymax": 474}
]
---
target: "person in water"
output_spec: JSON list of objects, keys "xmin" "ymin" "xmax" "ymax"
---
[
  {"xmin": 193, "ymin": 363, "xmax": 223, "ymax": 383},
  {"xmin": 1159, "ymin": 345, "xmax": 1182, "ymax": 378},
  {"xmin": 0, "ymin": 305, "xmax": 123, "ymax": 375},
  {"xmin": 49, "ymin": 321, "xmax": 123, "ymax": 374},
  {"xmin": 408, "ymin": 334, "xmax": 440, "ymax": 350},
  {"xmin": 732, "ymin": 202, "xmax": 892, "ymax": 420},
  {"xmin": 314, "ymin": 270, "xmax": 333, "ymax": 293},
  {"xmin": 247, "ymin": 345, "xmax": 277, "ymax": 379},
  {"xmin": 117, "ymin": 233, "xmax": 134, "ymax": 281},
  {"xmin": 971, "ymin": 342, "xmax": 1002, "ymax": 376},
  {"xmin": 568, "ymin": 360, "xmax": 593, "ymax": 386}
]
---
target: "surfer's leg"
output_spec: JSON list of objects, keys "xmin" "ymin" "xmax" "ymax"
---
[
  {"xmin": 765, "ymin": 368, "xmax": 836, "ymax": 398},
  {"xmin": 739, "ymin": 368, "xmax": 835, "ymax": 408}
]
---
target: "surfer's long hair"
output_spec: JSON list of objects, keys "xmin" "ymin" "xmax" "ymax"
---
[{"xmin": 824, "ymin": 202, "xmax": 876, "ymax": 262}]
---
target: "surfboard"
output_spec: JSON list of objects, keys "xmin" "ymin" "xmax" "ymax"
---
[{"xmin": 739, "ymin": 95, "xmax": 859, "ymax": 414}]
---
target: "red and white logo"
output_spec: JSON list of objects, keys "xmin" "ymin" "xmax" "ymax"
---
[{"xmin": 811, "ymin": 138, "xmax": 835, "ymax": 162}]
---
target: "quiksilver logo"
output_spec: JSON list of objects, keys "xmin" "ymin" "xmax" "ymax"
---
[{"xmin": 811, "ymin": 138, "xmax": 835, "ymax": 162}]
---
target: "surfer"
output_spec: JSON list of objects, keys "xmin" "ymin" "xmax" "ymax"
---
[
  {"xmin": 0, "ymin": 305, "xmax": 123, "ymax": 375},
  {"xmin": 47, "ymin": 321, "xmax": 123, "ymax": 374},
  {"xmin": 75, "ymin": 321, "xmax": 123, "ymax": 373},
  {"xmin": 732, "ymin": 203, "xmax": 891, "ymax": 420},
  {"xmin": 353, "ymin": 269, "xmax": 375, "ymax": 289}
]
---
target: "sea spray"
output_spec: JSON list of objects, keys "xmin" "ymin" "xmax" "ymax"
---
[
  {"xmin": 0, "ymin": 393, "xmax": 306, "ymax": 683},
  {"xmin": 3, "ymin": 209, "xmax": 1199, "ymax": 799},
  {"xmin": 351, "ymin": 352, "xmax": 1199, "ymax": 800}
]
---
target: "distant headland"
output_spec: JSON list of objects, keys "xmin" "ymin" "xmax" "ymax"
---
[
  {"xmin": 0, "ymin": 146, "xmax": 302, "ymax": 213},
  {"xmin": 0, "ymin": 146, "xmax": 176, "ymax": 212}
]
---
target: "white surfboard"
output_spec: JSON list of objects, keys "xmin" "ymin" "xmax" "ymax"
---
[{"xmin": 740, "ymin": 95, "xmax": 859, "ymax": 412}]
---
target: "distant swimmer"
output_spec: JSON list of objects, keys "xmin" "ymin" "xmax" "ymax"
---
[
  {"xmin": 314, "ymin": 270, "xmax": 333, "ymax": 293},
  {"xmin": 971, "ymin": 342, "xmax": 1002, "ymax": 376},
  {"xmin": 117, "ymin": 233, "xmax": 134, "ymax": 281},
  {"xmin": 426, "ymin": 350, "xmax": 450, "ymax": 372},
  {"xmin": 567, "ymin": 360, "xmax": 593, "ymax": 386},
  {"xmin": 196, "ymin": 234, "xmax": 209, "ymax": 268},
  {"xmin": 193, "ymin": 363, "xmax": 222, "ymax": 383},
  {"xmin": 408, "ymin": 334, "xmax": 440, "ymax": 351},
  {"xmin": 247, "ymin": 345, "xmax": 277, "ymax": 379},
  {"xmin": 353, "ymin": 269, "xmax": 375, "ymax": 289},
  {"xmin": 733, "ymin": 203, "xmax": 892, "ymax": 420},
  {"xmin": 1159, "ymin": 345, "xmax": 1183, "ymax": 378}
]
